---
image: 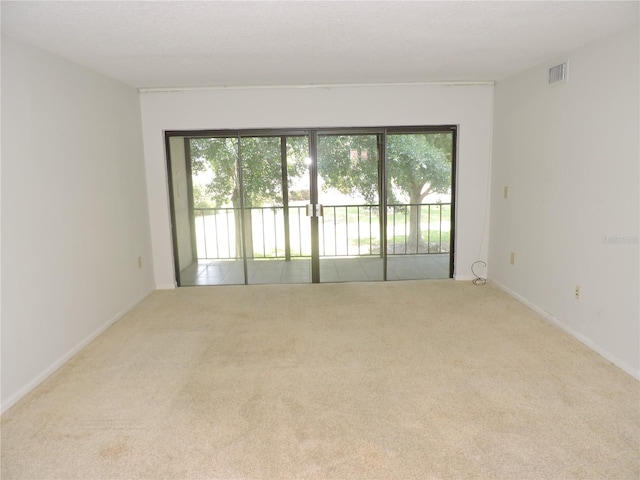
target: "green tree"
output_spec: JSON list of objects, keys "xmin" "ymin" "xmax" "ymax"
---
[
  {"xmin": 318, "ymin": 133, "xmax": 452, "ymax": 252},
  {"xmin": 317, "ymin": 134, "xmax": 379, "ymax": 202},
  {"xmin": 190, "ymin": 136, "xmax": 308, "ymax": 257},
  {"xmin": 192, "ymin": 184, "xmax": 214, "ymax": 209},
  {"xmin": 387, "ymin": 133, "xmax": 452, "ymax": 251}
]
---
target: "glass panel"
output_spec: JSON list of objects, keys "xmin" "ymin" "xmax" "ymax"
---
[
  {"xmin": 169, "ymin": 127, "xmax": 455, "ymax": 286},
  {"xmin": 167, "ymin": 137, "xmax": 196, "ymax": 286},
  {"xmin": 283, "ymin": 136, "xmax": 312, "ymax": 283},
  {"xmin": 317, "ymin": 134, "xmax": 383, "ymax": 282},
  {"xmin": 183, "ymin": 137, "xmax": 245, "ymax": 285},
  {"xmin": 242, "ymin": 136, "xmax": 311, "ymax": 284},
  {"xmin": 386, "ymin": 132, "xmax": 453, "ymax": 280}
]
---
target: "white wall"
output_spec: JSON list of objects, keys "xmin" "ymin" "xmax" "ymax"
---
[
  {"xmin": 489, "ymin": 27, "xmax": 639, "ymax": 378},
  {"xmin": 1, "ymin": 36, "xmax": 155, "ymax": 412},
  {"xmin": 140, "ymin": 84, "xmax": 494, "ymax": 287}
]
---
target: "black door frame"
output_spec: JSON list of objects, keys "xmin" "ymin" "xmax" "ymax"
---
[{"xmin": 165, "ymin": 125, "xmax": 457, "ymax": 285}]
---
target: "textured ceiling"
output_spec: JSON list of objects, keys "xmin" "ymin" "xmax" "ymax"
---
[{"xmin": 2, "ymin": 1, "xmax": 638, "ymax": 89}]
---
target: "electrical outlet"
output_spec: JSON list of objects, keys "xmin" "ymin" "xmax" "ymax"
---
[
  {"xmin": 510, "ymin": 252, "xmax": 515, "ymax": 265},
  {"xmin": 575, "ymin": 285, "xmax": 581, "ymax": 300},
  {"xmin": 137, "ymin": 256, "xmax": 142, "ymax": 269}
]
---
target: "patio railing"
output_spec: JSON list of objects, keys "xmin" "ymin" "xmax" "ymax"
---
[{"xmin": 193, "ymin": 203, "xmax": 450, "ymax": 260}]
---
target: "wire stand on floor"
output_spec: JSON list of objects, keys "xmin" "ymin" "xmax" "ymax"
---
[{"xmin": 471, "ymin": 261, "xmax": 487, "ymax": 285}]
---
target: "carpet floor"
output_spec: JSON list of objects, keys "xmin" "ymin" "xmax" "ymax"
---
[{"xmin": 1, "ymin": 280, "xmax": 638, "ymax": 479}]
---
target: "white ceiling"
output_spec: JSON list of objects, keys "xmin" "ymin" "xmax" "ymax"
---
[{"xmin": 2, "ymin": 1, "xmax": 638, "ymax": 89}]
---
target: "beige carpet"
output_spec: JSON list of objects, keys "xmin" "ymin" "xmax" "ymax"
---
[{"xmin": 1, "ymin": 280, "xmax": 638, "ymax": 479}]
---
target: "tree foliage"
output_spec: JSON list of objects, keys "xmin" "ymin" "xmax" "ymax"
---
[
  {"xmin": 189, "ymin": 132, "xmax": 452, "ymax": 255},
  {"xmin": 190, "ymin": 136, "xmax": 308, "ymax": 208},
  {"xmin": 317, "ymin": 135, "xmax": 379, "ymax": 202},
  {"xmin": 316, "ymin": 132, "xmax": 452, "ymax": 203},
  {"xmin": 386, "ymin": 133, "xmax": 452, "ymax": 204},
  {"xmin": 190, "ymin": 132, "xmax": 451, "ymax": 209},
  {"xmin": 317, "ymin": 132, "xmax": 453, "ymax": 250},
  {"xmin": 189, "ymin": 136, "xmax": 308, "ymax": 257},
  {"xmin": 192, "ymin": 183, "xmax": 214, "ymax": 209}
]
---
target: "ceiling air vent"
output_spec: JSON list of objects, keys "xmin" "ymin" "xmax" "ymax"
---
[{"xmin": 549, "ymin": 62, "xmax": 568, "ymax": 84}]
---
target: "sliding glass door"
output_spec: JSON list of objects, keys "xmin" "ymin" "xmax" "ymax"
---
[
  {"xmin": 241, "ymin": 135, "xmax": 312, "ymax": 284},
  {"xmin": 385, "ymin": 130, "xmax": 454, "ymax": 280},
  {"xmin": 317, "ymin": 133, "xmax": 383, "ymax": 283},
  {"xmin": 166, "ymin": 126, "xmax": 455, "ymax": 286}
]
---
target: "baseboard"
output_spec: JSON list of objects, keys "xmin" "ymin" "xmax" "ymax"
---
[
  {"xmin": 156, "ymin": 282, "xmax": 177, "ymax": 289},
  {"xmin": 1, "ymin": 287, "xmax": 155, "ymax": 415},
  {"xmin": 454, "ymin": 274, "xmax": 475, "ymax": 281},
  {"xmin": 490, "ymin": 280, "xmax": 640, "ymax": 381}
]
